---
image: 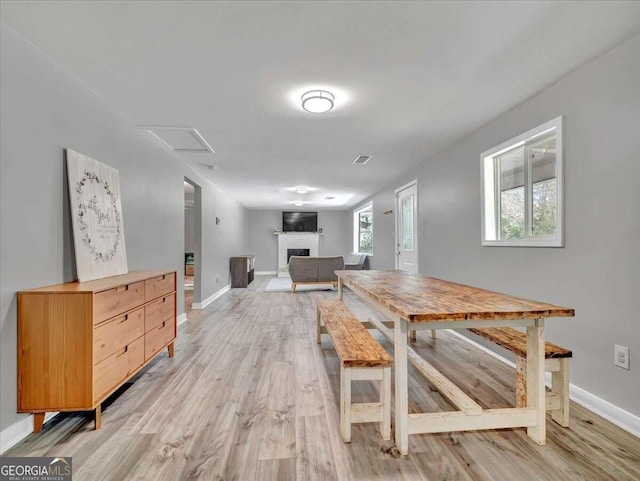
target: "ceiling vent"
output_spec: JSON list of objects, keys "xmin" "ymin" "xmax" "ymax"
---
[
  {"xmin": 352, "ymin": 155, "xmax": 371, "ymax": 165},
  {"xmin": 140, "ymin": 126, "xmax": 214, "ymax": 153}
]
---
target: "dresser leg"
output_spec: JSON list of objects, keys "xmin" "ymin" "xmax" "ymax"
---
[
  {"xmin": 33, "ymin": 413, "xmax": 45, "ymax": 433},
  {"xmin": 94, "ymin": 405, "xmax": 102, "ymax": 430},
  {"xmin": 168, "ymin": 342, "xmax": 175, "ymax": 357}
]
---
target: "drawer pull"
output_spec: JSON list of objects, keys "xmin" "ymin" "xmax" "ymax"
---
[
  {"xmin": 161, "ymin": 321, "xmax": 167, "ymax": 328},
  {"xmin": 115, "ymin": 285, "xmax": 129, "ymax": 293},
  {"xmin": 117, "ymin": 314, "xmax": 129, "ymax": 324},
  {"xmin": 162, "ymin": 274, "xmax": 167, "ymax": 280},
  {"xmin": 162, "ymin": 297, "xmax": 167, "ymax": 303},
  {"xmin": 117, "ymin": 345, "xmax": 129, "ymax": 357}
]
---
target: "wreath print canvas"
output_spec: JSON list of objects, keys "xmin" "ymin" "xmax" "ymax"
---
[{"xmin": 67, "ymin": 149, "xmax": 128, "ymax": 281}]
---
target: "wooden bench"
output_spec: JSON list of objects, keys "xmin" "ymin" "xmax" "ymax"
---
[
  {"xmin": 468, "ymin": 327, "xmax": 572, "ymax": 427},
  {"xmin": 316, "ymin": 299, "xmax": 393, "ymax": 443}
]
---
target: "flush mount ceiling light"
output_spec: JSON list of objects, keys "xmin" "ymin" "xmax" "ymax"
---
[
  {"xmin": 301, "ymin": 90, "xmax": 335, "ymax": 114},
  {"xmin": 287, "ymin": 185, "xmax": 315, "ymax": 194},
  {"xmin": 289, "ymin": 200, "xmax": 310, "ymax": 207}
]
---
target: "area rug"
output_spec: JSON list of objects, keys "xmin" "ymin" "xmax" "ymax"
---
[{"xmin": 264, "ymin": 277, "xmax": 336, "ymax": 293}]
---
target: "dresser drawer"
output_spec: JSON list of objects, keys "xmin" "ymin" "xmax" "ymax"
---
[
  {"xmin": 93, "ymin": 307, "xmax": 145, "ymax": 365},
  {"xmin": 144, "ymin": 317, "xmax": 175, "ymax": 361},
  {"xmin": 145, "ymin": 273, "xmax": 175, "ymax": 302},
  {"xmin": 94, "ymin": 336, "xmax": 144, "ymax": 403},
  {"xmin": 144, "ymin": 293, "xmax": 175, "ymax": 332},
  {"xmin": 94, "ymin": 281, "xmax": 145, "ymax": 324}
]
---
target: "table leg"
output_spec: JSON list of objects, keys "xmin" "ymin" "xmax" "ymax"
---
[
  {"xmin": 526, "ymin": 318, "xmax": 546, "ymax": 445},
  {"xmin": 394, "ymin": 317, "xmax": 409, "ymax": 455},
  {"xmin": 338, "ymin": 278, "xmax": 344, "ymax": 300}
]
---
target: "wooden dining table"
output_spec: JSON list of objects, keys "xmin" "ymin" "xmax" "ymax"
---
[{"xmin": 335, "ymin": 270, "xmax": 575, "ymax": 455}]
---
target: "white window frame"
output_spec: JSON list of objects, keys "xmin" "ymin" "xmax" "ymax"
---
[
  {"xmin": 353, "ymin": 202, "xmax": 373, "ymax": 254},
  {"xmin": 481, "ymin": 116, "xmax": 564, "ymax": 247}
]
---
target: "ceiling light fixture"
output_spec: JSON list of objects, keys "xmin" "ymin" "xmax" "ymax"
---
[
  {"xmin": 294, "ymin": 201, "xmax": 304, "ymax": 207},
  {"xmin": 301, "ymin": 90, "xmax": 335, "ymax": 114}
]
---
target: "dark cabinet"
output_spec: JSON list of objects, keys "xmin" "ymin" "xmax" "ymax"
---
[{"xmin": 230, "ymin": 255, "xmax": 255, "ymax": 288}]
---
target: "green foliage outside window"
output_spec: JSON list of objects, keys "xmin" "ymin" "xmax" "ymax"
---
[{"xmin": 358, "ymin": 212, "xmax": 373, "ymax": 253}]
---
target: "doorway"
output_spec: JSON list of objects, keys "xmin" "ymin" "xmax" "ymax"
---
[
  {"xmin": 184, "ymin": 178, "xmax": 202, "ymax": 316},
  {"xmin": 395, "ymin": 180, "xmax": 419, "ymax": 273}
]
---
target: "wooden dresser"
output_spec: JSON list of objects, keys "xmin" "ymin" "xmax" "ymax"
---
[{"xmin": 17, "ymin": 270, "xmax": 177, "ymax": 433}]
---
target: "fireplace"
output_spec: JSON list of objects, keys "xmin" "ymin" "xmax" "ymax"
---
[
  {"xmin": 287, "ymin": 248, "xmax": 310, "ymax": 263},
  {"xmin": 277, "ymin": 233, "xmax": 319, "ymax": 277}
]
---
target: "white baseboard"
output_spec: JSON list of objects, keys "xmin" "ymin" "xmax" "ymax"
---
[
  {"xmin": 1, "ymin": 412, "xmax": 58, "ymax": 454},
  {"xmin": 569, "ymin": 382, "xmax": 640, "ymax": 437},
  {"xmin": 448, "ymin": 329, "xmax": 640, "ymax": 438},
  {"xmin": 192, "ymin": 284, "xmax": 230, "ymax": 310},
  {"xmin": 255, "ymin": 271, "xmax": 277, "ymax": 276},
  {"xmin": 177, "ymin": 313, "xmax": 188, "ymax": 326}
]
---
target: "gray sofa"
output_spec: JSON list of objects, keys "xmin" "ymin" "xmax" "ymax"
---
[
  {"xmin": 344, "ymin": 252, "xmax": 367, "ymax": 270},
  {"xmin": 288, "ymin": 256, "xmax": 345, "ymax": 293}
]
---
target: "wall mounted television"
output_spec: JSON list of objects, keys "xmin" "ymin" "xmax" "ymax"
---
[{"xmin": 283, "ymin": 211, "xmax": 318, "ymax": 232}]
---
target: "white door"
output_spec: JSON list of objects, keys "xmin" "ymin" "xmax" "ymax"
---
[{"xmin": 396, "ymin": 182, "xmax": 418, "ymax": 273}]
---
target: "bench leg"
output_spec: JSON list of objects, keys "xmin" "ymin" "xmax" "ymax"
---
[
  {"xmin": 340, "ymin": 365, "xmax": 352, "ymax": 442},
  {"xmin": 429, "ymin": 329, "xmax": 437, "ymax": 339},
  {"xmin": 409, "ymin": 330, "xmax": 417, "ymax": 341},
  {"xmin": 316, "ymin": 307, "xmax": 322, "ymax": 344},
  {"xmin": 551, "ymin": 358, "xmax": 570, "ymax": 427},
  {"xmin": 380, "ymin": 366, "xmax": 391, "ymax": 440},
  {"xmin": 292, "ymin": 282, "xmax": 297, "ymax": 293},
  {"xmin": 515, "ymin": 355, "xmax": 527, "ymax": 408}
]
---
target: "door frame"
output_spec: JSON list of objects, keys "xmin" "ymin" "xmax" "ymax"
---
[
  {"xmin": 394, "ymin": 179, "xmax": 419, "ymax": 271},
  {"xmin": 184, "ymin": 177, "xmax": 202, "ymax": 309}
]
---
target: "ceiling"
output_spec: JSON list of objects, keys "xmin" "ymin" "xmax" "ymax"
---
[{"xmin": 2, "ymin": 1, "xmax": 639, "ymax": 209}]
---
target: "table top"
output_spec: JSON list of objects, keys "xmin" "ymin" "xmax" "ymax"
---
[{"xmin": 336, "ymin": 270, "xmax": 575, "ymax": 323}]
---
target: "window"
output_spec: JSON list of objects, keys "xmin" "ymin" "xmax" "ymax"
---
[
  {"xmin": 353, "ymin": 203, "xmax": 373, "ymax": 254},
  {"xmin": 401, "ymin": 196, "xmax": 414, "ymax": 251},
  {"xmin": 481, "ymin": 116, "xmax": 563, "ymax": 247}
]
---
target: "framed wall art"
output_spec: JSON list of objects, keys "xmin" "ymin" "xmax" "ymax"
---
[{"xmin": 67, "ymin": 149, "xmax": 128, "ymax": 281}]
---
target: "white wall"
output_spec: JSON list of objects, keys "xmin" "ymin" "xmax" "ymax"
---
[
  {"xmin": 0, "ymin": 24, "xmax": 248, "ymax": 433},
  {"xmin": 248, "ymin": 210, "xmax": 352, "ymax": 271},
  {"xmin": 354, "ymin": 34, "xmax": 640, "ymax": 417}
]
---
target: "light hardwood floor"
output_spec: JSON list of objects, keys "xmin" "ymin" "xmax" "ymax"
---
[{"xmin": 6, "ymin": 276, "xmax": 640, "ymax": 480}]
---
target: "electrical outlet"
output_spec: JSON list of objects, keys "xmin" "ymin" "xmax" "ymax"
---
[{"xmin": 614, "ymin": 344, "xmax": 630, "ymax": 370}]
